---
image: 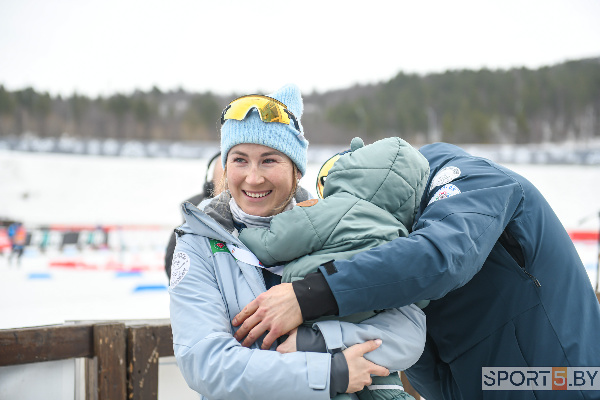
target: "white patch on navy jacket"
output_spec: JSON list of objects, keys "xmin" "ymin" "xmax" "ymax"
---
[
  {"xmin": 429, "ymin": 166, "xmax": 461, "ymax": 192},
  {"xmin": 428, "ymin": 184, "xmax": 462, "ymax": 205},
  {"xmin": 170, "ymin": 251, "xmax": 190, "ymax": 288}
]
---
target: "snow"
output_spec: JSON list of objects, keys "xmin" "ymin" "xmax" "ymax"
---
[{"xmin": 0, "ymin": 149, "xmax": 598, "ymax": 331}]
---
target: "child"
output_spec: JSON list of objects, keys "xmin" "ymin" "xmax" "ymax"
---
[{"xmin": 239, "ymin": 136, "xmax": 430, "ymax": 400}]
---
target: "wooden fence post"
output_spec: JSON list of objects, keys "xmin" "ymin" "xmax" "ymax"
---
[
  {"xmin": 94, "ymin": 322, "xmax": 127, "ymax": 400},
  {"xmin": 126, "ymin": 323, "xmax": 174, "ymax": 400},
  {"xmin": 127, "ymin": 325, "xmax": 160, "ymax": 400}
]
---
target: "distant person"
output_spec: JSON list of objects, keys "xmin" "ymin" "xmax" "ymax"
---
[
  {"xmin": 8, "ymin": 221, "xmax": 26, "ymax": 267},
  {"xmin": 164, "ymin": 152, "xmax": 222, "ymax": 280}
]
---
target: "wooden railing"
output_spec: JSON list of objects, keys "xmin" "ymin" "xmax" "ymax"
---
[{"xmin": 0, "ymin": 319, "xmax": 173, "ymax": 400}]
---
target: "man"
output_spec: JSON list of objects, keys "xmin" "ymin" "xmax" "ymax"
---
[{"xmin": 232, "ymin": 142, "xmax": 600, "ymax": 400}]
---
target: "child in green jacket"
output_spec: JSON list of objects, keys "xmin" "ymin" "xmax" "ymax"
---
[{"xmin": 239, "ymin": 136, "xmax": 430, "ymax": 400}]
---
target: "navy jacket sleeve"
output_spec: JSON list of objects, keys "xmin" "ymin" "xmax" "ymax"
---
[{"xmin": 320, "ymin": 145, "xmax": 525, "ymax": 316}]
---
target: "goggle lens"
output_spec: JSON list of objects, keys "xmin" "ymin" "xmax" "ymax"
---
[
  {"xmin": 316, "ymin": 151, "xmax": 350, "ymax": 199},
  {"xmin": 221, "ymin": 95, "xmax": 301, "ymax": 134}
]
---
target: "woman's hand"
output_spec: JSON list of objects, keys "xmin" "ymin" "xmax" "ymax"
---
[
  {"xmin": 344, "ymin": 339, "xmax": 390, "ymax": 393},
  {"xmin": 276, "ymin": 328, "xmax": 298, "ymax": 353}
]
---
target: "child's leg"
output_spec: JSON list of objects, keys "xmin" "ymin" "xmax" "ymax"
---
[{"xmin": 356, "ymin": 373, "xmax": 415, "ymax": 400}]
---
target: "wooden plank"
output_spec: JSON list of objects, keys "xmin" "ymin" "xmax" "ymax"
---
[
  {"xmin": 85, "ymin": 357, "xmax": 98, "ymax": 400},
  {"xmin": 94, "ymin": 323, "xmax": 126, "ymax": 400},
  {"xmin": 0, "ymin": 324, "xmax": 94, "ymax": 366},
  {"xmin": 154, "ymin": 324, "xmax": 174, "ymax": 357},
  {"xmin": 127, "ymin": 325, "xmax": 161, "ymax": 400}
]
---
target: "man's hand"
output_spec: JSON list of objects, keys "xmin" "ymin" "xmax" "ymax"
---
[
  {"xmin": 276, "ymin": 327, "xmax": 298, "ymax": 354},
  {"xmin": 344, "ymin": 340, "xmax": 390, "ymax": 393},
  {"xmin": 232, "ymin": 283, "xmax": 302, "ymax": 349}
]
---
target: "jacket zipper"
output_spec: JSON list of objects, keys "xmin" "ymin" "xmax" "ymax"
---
[
  {"xmin": 498, "ymin": 229, "xmax": 541, "ymax": 288},
  {"xmin": 521, "ymin": 268, "xmax": 541, "ymax": 287}
]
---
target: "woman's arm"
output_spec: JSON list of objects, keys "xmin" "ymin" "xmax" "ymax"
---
[
  {"xmin": 169, "ymin": 237, "xmax": 332, "ymax": 400},
  {"xmin": 170, "ymin": 236, "xmax": 389, "ymax": 399}
]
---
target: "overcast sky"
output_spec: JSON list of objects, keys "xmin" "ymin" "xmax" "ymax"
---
[{"xmin": 1, "ymin": 0, "xmax": 599, "ymax": 98}]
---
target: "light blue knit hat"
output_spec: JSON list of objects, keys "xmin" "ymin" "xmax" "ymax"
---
[{"xmin": 220, "ymin": 83, "xmax": 308, "ymax": 175}]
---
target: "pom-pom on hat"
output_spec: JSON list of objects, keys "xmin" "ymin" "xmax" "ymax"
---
[{"xmin": 220, "ymin": 84, "xmax": 308, "ymax": 175}]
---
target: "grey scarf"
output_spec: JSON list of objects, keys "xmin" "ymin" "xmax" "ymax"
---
[
  {"xmin": 204, "ymin": 188, "xmax": 311, "ymax": 233},
  {"xmin": 229, "ymin": 197, "xmax": 296, "ymax": 229}
]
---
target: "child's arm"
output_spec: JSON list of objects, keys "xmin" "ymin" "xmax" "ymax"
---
[
  {"xmin": 239, "ymin": 206, "xmax": 325, "ymax": 265},
  {"xmin": 312, "ymin": 306, "xmax": 426, "ymax": 372}
]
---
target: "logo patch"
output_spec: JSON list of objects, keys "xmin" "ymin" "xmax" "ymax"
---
[
  {"xmin": 210, "ymin": 239, "xmax": 230, "ymax": 254},
  {"xmin": 297, "ymin": 199, "xmax": 318, "ymax": 207},
  {"xmin": 430, "ymin": 166, "xmax": 461, "ymax": 192},
  {"xmin": 428, "ymin": 184, "xmax": 462, "ymax": 205},
  {"xmin": 170, "ymin": 251, "xmax": 190, "ymax": 288}
]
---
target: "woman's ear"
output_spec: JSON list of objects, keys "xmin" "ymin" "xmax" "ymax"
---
[{"xmin": 296, "ymin": 170, "xmax": 302, "ymax": 180}]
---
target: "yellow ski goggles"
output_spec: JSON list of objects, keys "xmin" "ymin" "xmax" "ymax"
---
[
  {"xmin": 316, "ymin": 150, "xmax": 350, "ymax": 199},
  {"xmin": 220, "ymin": 94, "xmax": 301, "ymax": 134}
]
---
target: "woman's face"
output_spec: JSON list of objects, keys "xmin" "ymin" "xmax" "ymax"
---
[{"xmin": 226, "ymin": 143, "xmax": 298, "ymax": 217}]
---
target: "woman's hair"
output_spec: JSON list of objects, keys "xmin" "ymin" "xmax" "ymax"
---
[
  {"xmin": 278, "ymin": 163, "xmax": 300, "ymax": 213},
  {"xmin": 218, "ymin": 161, "xmax": 300, "ymax": 215},
  {"xmin": 215, "ymin": 169, "xmax": 227, "ymax": 196}
]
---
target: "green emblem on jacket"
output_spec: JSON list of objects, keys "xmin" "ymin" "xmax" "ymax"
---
[{"xmin": 210, "ymin": 239, "xmax": 230, "ymax": 254}]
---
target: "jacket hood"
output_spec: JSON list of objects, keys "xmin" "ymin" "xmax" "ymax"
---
[
  {"xmin": 324, "ymin": 137, "xmax": 430, "ymax": 228},
  {"xmin": 178, "ymin": 200, "xmax": 236, "ymax": 244}
]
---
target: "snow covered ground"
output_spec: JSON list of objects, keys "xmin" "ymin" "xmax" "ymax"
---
[
  {"xmin": 0, "ymin": 149, "xmax": 598, "ymax": 330},
  {"xmin": 0, "ymin": 147, "xmax": 598, "ymax": 400}
]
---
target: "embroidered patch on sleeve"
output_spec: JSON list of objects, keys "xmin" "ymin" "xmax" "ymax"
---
[
  {"xmin": 428, "ymin": 183, "xmax": 462, "ymax": 205},
  {"xmin": 170, "ymin": 251, "xmax": 190, "ymax": 288},
  {"xmin": 429, "ymin": 166, "xmax": 461, "ymax": 192},
  {"xmin": 209, "ymin": 239, "xmax": 230, "ymax": 254},
  {"xmin": 297, "ymin": 199, "xmax": 318, "ymax": 207}
]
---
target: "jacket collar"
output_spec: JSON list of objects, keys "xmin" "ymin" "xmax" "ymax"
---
[{"xmin": 179, "ymin": 186, "xmax": 312, "ymax": 244}]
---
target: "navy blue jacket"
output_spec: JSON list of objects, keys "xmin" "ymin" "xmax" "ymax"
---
[{"xmin": 319, "ymin": 143, "xmax": 600, "ymax": 399}]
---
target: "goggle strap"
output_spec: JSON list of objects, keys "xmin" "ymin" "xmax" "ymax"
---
[
  {"xmin": 220, "ymin": 104, "xmax": 231, "ymax": 125},
  {"xmin": 284, "ymin": 109, "xmax": 300, "ymax": 132}
]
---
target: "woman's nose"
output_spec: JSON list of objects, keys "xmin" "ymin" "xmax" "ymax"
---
[{"xmin": 245, "ymin": 166, "xmax": 265, "ymax": 184}]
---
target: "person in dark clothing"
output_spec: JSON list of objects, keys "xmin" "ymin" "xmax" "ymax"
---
[
  {"xmin": 232, "ymin": 142, "xmax": 600, "ymax": 400},
  {"xmin": 8, "ymin": 221, "xmax": 27, "ymax": 267},
  {"xmin": 165, "ymin": 152, "xmax": 222, "ymax": 280}
]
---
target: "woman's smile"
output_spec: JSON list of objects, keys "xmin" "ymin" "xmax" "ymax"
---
[{"xmin": 243, "ymin": 190, "xmax": 272, "ymax": 199}]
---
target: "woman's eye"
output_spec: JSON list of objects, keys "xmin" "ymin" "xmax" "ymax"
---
[
  {"xmin": 232, "ymin": 157, "xmax": 246, "ymax": 163},
  {"xmin": 263, "ymin": 158, "xmax": 276, "ymax": 164}
]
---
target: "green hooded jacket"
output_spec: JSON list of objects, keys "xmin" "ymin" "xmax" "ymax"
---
[
  {"xmin": 239, "ymin": 136, "xmax": 430, "ymax": 291},
  {"xmin": 239, "ymin": 137, "xmax": 428, "ymax": 400}
]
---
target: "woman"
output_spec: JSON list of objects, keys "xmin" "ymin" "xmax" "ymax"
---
[{"xmin": 168, "ymin": 84, "xmax": 425, "ymax": 400}]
